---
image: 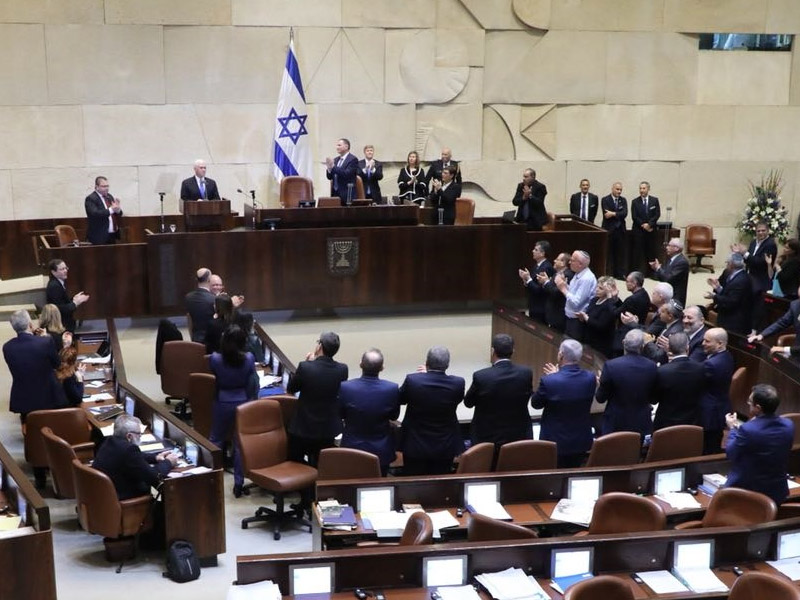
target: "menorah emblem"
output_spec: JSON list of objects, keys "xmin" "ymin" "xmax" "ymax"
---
[{"xmin": 327, "ymin": 237, "xmax": 359, "ymax": 276}]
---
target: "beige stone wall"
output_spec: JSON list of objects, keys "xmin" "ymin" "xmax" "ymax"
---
[{"xmin": 3, "ymin": 0, "xmax": 800, "ymax": 264}]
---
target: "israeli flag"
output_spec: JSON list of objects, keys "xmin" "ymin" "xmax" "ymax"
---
[{"xmin": 273, "ymin": 36, "xmax": 312, "ymax": 182}]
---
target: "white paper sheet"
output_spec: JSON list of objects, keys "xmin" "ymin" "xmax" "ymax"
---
[
  {"xmin": 655, "ymin": 492, "xmax": 702, "ymax": 509},
  {"xmin": 428, "ymin": 510, "xmax": 460, "ymax": 530},
  {"xmin": 474, "ymin": 567, "xmax": 550, "ymax": 600},
  {"xmin": 82, "ymin": 354, "xmax": 112, "ymax": 364},
  {"xmin": 436, "ymin": 585, "xmax": 482, "ymax": 600},
  {"xmin": 673, "ymin": 568, "xmax": 727, "ymax": 593},
  {"xmin": 767, "ymin": 558, "xmax": 800, "ymax": 581},
  {"xmin": 226, "ymin": 579, "xmax": 282, "ymax": 600},
  {"xmin": 635, "ymin": 570, "xmax": 689, "ymax": 594},
  {"xmin": 549, "ymin": 498, "xmax": 595, "ymax": 527},
  {"xmin": 468, "ymin": 501, "xmax": 511, "ymax": 520}
]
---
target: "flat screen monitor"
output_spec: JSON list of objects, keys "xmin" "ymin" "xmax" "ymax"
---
[
  {"xmin": 567, "ymin": 476, "xmax": 602, "ymax": 501},
  {"xmin": 673, "ymin": 539, "xmax": 714, "ymax": 570},
  {"xmin": 124, "ymin": 394, "xmax": 135, "ymax": 416},
  {"xmin": 289, "ymin": 563, "xmax": 334, "ymax": 595},
  {"xmin": 777, "ymin": 530, "xmax": 800, "ymax": 560},
  {"xmin": 551, "ymin": 547, "xmax": 593, "ymax": 579},
  {"xmin": 423, "ymin": 555, "xmax": 468, "ymax": 588},
  {"xmin": 185, "ymin": 440, "xmax": 199, "ymax": 466},
  {"xmin": 357, "ymin": 486, "xmax": 394, "ymax": 514},
  {"xmin": 654, "ymin": 468, "xmax": 685, "ymax": 495},
  {"xmin": 464, "ymin": 481, "xmax": 499, "ymax": 507},
  {"xmin": 151, "ymin": 414, "xmax": 165, "ymax": 440}
]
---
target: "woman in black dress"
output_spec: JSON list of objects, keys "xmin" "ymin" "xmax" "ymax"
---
[
  {"xmin": 397, "ymin": 151, "xmax": 427, "ymax": 203},
  {"xmin": 577, "ymin": 276, "xmax": 621, "ymax": 356}
]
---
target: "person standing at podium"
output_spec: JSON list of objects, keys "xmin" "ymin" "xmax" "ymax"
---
[
  {"xmin": 180, "ymin": 159, "xmax": 220, "ymax": 201},
  {"xmin": 358, "ymin": 144, "xmax": 383, "ymax": 202},
  {"xmin": 85, "ymin": 176, "xmax": 122, "ymax": 245},
  {"xmin": 512, "ymin": 168, "xmax": 548, "ymax": 231},
  {"xmin": 325, "ymin": 138, "xmax": 359, "ymax": 205}
]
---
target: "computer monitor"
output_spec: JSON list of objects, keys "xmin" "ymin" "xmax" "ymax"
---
[
  {"xmin": 654, "ymin": 468, "xmax": 685, "ymax": 495},
  {"xmin": 673, "ymin": 539, "xmax": 714, "ymax": 570},
  {"xmin": 289, "ymin": 563, "xmax": 334, "ymax": 595},
  {"xmin": 357, "ymin": 486, "xmax": 394, "ymax": 513},
  {"xmin": 551, "ymin": 547, "xmax": 593, "ymax": 579},
  {"xmin": 567, "ymin": 476, "xmax": 602, "ymax": 501},
  {"xmin": 777, "ymin": 530, "xmax": 800, "ymax": 560},
  {"xmin": 464, "ymin": 481, "xmax": 500, "ymax": 507},
  {"xmin": 422, "ymin": 555, "xmax": 468, "ymax": 588}
]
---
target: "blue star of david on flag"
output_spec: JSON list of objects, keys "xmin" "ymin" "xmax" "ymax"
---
[{"xmin": 276, "ymin": 107, "xmax": 308, "ymax": 145}]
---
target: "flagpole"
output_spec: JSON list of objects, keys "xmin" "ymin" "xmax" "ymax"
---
[{"xmin": 289, "ymin": 27, "xmax": 294, "ymax": 43}]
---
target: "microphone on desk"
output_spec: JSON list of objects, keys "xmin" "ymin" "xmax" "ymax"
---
[{"xmin": 237, "ymin": 189, "xmax": 260, "ymax": 207}]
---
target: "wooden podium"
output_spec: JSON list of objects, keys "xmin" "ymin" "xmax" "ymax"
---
[{"xmin": 180, "ymin": 199, "xmax": 233, "ymax": 232}]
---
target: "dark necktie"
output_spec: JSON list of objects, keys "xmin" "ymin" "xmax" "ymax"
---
[{"xmin": 581, "ymin": 195, "xmax": 587, "ymax": 220}]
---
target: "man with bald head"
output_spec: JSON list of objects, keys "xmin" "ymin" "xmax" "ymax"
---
[
  {"xmin": 180, "ymin": 159, "xmax": 220, "ymax": 201},
  {"xmin": 601, "ymin": 181, "xmax": 628, "ymax": 279},
  {"xmin": 209, "ymin": 273, "xmax": 244, "ymax": 308},
  {"xmin": 185, "ymin": 267, "xmax": 215, "ymax": 342},
  {"xmin": 700, "ymin": 327, "xmax": 736, "ymax": 454},
  {"xmin": 339, "ymin": 348, "xmax": 400, "ymax": 475},
  {"xmin": 427, "ymin": 147, "xmax": 462, "ymax": 185},
  {"xmin": 650, "ymin": 237, "xmax": 689, "ymax": 306}
]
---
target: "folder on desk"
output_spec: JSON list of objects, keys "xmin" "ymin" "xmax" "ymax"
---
[
  {"xmin": 320, "ymin": 505, "xmax": 356, "ymax": 527},
  {"xmin": 550, "ymin": 572, "xmax": 592, "ymax": 595}
]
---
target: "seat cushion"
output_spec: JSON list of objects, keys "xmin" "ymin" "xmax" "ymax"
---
[{"xmin": 249, "ymin": 461, "xmax": 317, "ymax": 492}]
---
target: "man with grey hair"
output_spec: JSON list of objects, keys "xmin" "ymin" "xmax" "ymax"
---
[
  {"xmin": 596, "ymin": 328, "xmax": 658, "ymax": 438},
  {"xmin": 399, "ymin": 346, "xmax": 465, "ymax": 475},
  {"xmin": 531, "ymin": 339, "xmax": 597, "ymax": 467},
  {"xmin": 650, "ymin": 237, "xmax": 689, "ymax": 306},
  {"xmin": 556, "ymin": 250, "xmax": 597, "ymax": 340},
  {"xmin": 705, "ymin": 252, "xmax": 753, "ymax": 334},
  {"xmin": 180, "ymin": 159, "xmax": 220, "ymax": 200},
  {"xmin": 465, "ymin": 334, "xmax": 533, "ymax": 451},
  {"xmin": 683, "ymin": 304, "xmax": 708, "ymax": 361},
  {"xmin": 185, "ymin": 266, "xmax": 216, "ymax": 342},
  {"xmin": 2, "ymin": 309, "xmax": 64, "ymax": 425},
  {"xmin": 653, "ymin": 332, "xmax": 707, "ymax": 430},
  {"xmin": 93, "ymin": 414, "xmax": 179, "ymax": 500}
]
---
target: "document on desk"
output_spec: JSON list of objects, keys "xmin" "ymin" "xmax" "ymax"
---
[
  {"xmin": 655, "ymin": 492, "xmax": 702, "ymax": 510},
  {"xmin": 226, "ymin": 579, "xmax": 282, "ymax": 600},
  {"xmin": 428, "ymin": 510, "xmax": 460, "ymax": 530},
  {"xmin": 767, "ymin": 558, "xmax": 800, "ymax": 580},
  {"xmin": 789, "ymin": 479, "xmax": 800, "ymax": 490},
  {"xmin": 82, "ymin": 354, "xmax": 112, "ymax": 364},
  {"xmin": 167, "ymin": 466, "xmax": 212, "ymax": 478},
  {"xmin": 466, "ymin": 501, "xmax": 512, "ymax": 520},
  {"xmin": 0, "ymin": 525, "xmax": 34, "ymax": 540},
  {"xmin": 85, "ymin": 392, "xmax": 115, "ymax": 402},
  {"xmin": 0, "ymin": 515, "xmax": 22, "ymax": 531},
  {"xmin": 258, "ymin": 374, "xmax": 281, "ymax": 389},
  {"xmin": 361, "ymin": 510, "xmax": 411, "ymax": 537},
  {"xmin": 549, "ymin": 498, "xmax": 595, "ymax": 527},
  {"xmin": 139, "ymin": 442, "xmax": 165, "ymax": 452},
  {"xmin": 635, "ymin": 570, "xmax": 688, "ymax": 594},
  {"xmin": 474, "ymin": 567, "xmax": 549, "ymax": 600},
  {"xmin": 672, "ymin": 568, "xmax": 727, "ymax": 593},
  {"xmin": 84, "ymin": 380, "xmax": 105, "ymax": 389},
  {"xmin": 435, "ymin": 585, "xmax": 482, "ymax": 600}
]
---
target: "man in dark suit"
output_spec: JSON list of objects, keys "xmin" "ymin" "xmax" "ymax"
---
[
  {"xmin": 683, "ymin": 305, "xmax": 708, "ymax": 362},
  {"xmin": 569, "ymin": 179, "xmax": 599, "ymax": 224},
  {"xmin": 357, "ymin": 144, "xmax": 383, "ymax": 202},
  {"xmin": 399, "ymin": 346, "xmax": 465, "ymax": 476},
  {"xmin": 85, "ymin": 176, "xmax": 122, "ymax": 245},
  {"xmin": 749, "ymin": 290, "xmax": 800, "ymax": 345},
  {"xmin": 45, "ymin": 259, "xmax": 89, "ymax": 332},
  {"xmin": 339, "ymin": 348, "xmax": 399, "ymax": 475},
  {"xmin": 426, "ymin": 147, "xmax": 462, "ymax": 185},
  {"xmin": 180, "ymin": 159, "xmax": 221, "ymax": 201},
  {"xmin": 464, "ymin": 334, "xmax": 533, "ymax": 451},
  {"xmin": 700, "ymin": 327, "xmax": 736, "ymax": 454},
  {"xmin": 93, "ymin": 414, "xmax": 178, "ymax": 500},
  {"xmin": 630, "ymin": 181, "xmax": 661, "ymax": 273},
  {"xmin": 325, "ymin": 138, "xmax": 359, "ymax": 205},
  {"xmin": 512, "ymin": 168, "xmax": 548, "ymax": 231},
  {"xmin": 705, "ymin": 253, "xmax": 753, "ymax": 335},
  {"xmin": 725, "ymin": 384, "xmax": 794, "ymax": 505},
  {"xmin": 601, "ymin": 181, "xmax": 628, "ymax": 279},
  {"xmin": 428, "ymin": 166, "xmax": 462, "ymax": 225},
  {"xmin": 518, "ymin": 240, "xmax": 555, "ymax": 323},
  {"xmin": 287, "ymin": 332, "xmax": 349, "ymax": 467},
  {"xmin": 611, "ymin": 271, "xmax": 650, "ymax": 356},
  {"xmin": 653, "ymin": 332, "xmax": 707, "ymax": 430},
  {"xmin": 531, "ymin": 339, "xmax": 597, "ymax": 468},
  {"xmin": 649, "ymin": 237, "xmax": 689, "ymax": 306},
  {"xmin": 540, "ymin": 252, "xmax": 573, "ymax": 332},
  {"xmin": 184, "ymin": 267, "xmax": 216, "ymax": 343},
  {"xmin": 733, "ymin": 221, "xmax": 778, "ymax": 331},
  {"xmin": 596, "ymin": 329, "xmax": 658, "ymax": 438}
]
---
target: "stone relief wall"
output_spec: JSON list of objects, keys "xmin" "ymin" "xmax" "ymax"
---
[{"xmin": 2, "ymin": 0, "xmax": 800, "ymax": 262}]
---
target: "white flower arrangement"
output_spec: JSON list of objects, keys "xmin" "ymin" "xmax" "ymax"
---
[{"xmin": 736, "ymin": 170, "xmax": 791, "ymax": 242}]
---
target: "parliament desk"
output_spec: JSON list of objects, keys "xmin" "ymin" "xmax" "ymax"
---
[
  {"xmin": 312, "ymin": 449, "xmax": 800, "ymax": 550},
  {"xmin": 0, "ymin": 438, "xmax": 56, "ymax": 600},
  {"xmin": 235, "ymin": 516, "xmax": 800, "ymax": 598}
]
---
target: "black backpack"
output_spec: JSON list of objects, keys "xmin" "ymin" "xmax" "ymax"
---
[{"xmin": 163, "ymin": 539, "xmax": 201, "ymax": 583}]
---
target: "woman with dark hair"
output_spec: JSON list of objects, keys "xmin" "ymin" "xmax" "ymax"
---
[
  {"xmin": 769, "ymin": 238, "xmax": 800, "ymax": 299},
  {"xmin": 397, "ymin": 151, "xmax": 428, "ymax": 203},
  {"xmin": 55, "ymin": 346, "xmax": 84, "ymax": 406},
  {"xmin": 204, "ymin": 293, "xmax": 235, "ymax": 354},
  {"xmin": 209, "ymin": 325, "xmax": 258, "ymax": 498},
  {"xmin": 233, "ymin": 311, "xmax": 266, "ymax": 364}
]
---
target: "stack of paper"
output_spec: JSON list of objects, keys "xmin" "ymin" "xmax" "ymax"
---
[
  {"xmin": 226, "ymin": 579, "xmax": 282, "ymax": 600},
  {"xmin": 655, "ymin": 492, "xmax": 702, "ymax": 510},
  {"xmin": 258, "ymin": 373, "xmax": 281, "ymax": 389},
  {"xmin": 475, "ymin": 567, "xmax": 550, "ymax": 600},
  {"xmin": 672, "ymin": 568, "xmax": 727, "ymax": 593},
  {"xmin": 767, "ymin": 558, "xmax": 800, "ymax": 580},
  {"xmin": 361, "ymin": 511, "xmax": 410, "ymax": 537},
  {"xmin": 549, "ymin": 498, "xmax": 595, "ymax": 527},
  {"xmin": 635, "ymin": 570, "xmax": 688, "ymax": 593},
  {"xmin": 428, "ymin": 510, "xmax": 460, "ymax": 530},
  {"xmin": 467, "ymin": 501, "xmax": 512, "ymax": 520},
  {"xmin": 436, "ymin": 585, "xmax": 482, "ymax": 600}
]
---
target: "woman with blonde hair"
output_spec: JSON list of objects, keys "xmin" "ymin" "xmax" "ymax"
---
[
  {"xmin": 55, "ymin": 346, "xmax": 84, "ymax": 406},
  {"xmin": 38, "ymin": 303, "xmax": 70, "ymax": 349},
  {"xmin": 397, "ymin": 151, "xmax": 428, "ymax": 203},
  {"xmin": 577, "ymin": 276, "xmax": 621, "ymax": 357}
]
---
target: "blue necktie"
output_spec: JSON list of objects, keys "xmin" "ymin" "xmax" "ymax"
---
[{"xmin": 199, "ymin": 179, "xmax": 206, "ymax": 199}]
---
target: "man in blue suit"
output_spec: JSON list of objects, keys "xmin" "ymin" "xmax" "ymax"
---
[
  {"xmin": 595, "ymin": 328, "xmax": 658, "ymax": 438},
  {"xmin": 339, "ymin": 348, "xmax": 400, "ymax": 475},
  {"xmin": 464, "ymin": 334, "xmax": 533, "ymax": 450},
  {"xmin": 725, "ymin": 384, "xmax": 794, "ymax": 505},
  {"xmin": 531, "ymin": 339, "xmax": 597, "ymax": 468},
  {"xmin": 325, "ymin": 138, "xmax": 359, "ymax": 205},
  {"xmin": 700, "ymin": 327, "xmax": 736, "ymax": 454},
  {"xmin": 518, "ymin": 240, "xmax": 555, "ymax": 323},
  {"xmin": 399, "ymin": 346, "xmax": 465, "ymax": 476}
]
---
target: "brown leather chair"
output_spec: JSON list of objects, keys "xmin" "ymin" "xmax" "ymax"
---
[
  {"xmin": 399, "ymin": 512, "xmax": 434, "ymax": 545},
  {"xmin": 644, "ymin": 425, "xmax": 704, "ymax": 462},
  {"xmin": 41, "ymin": 427, "xmax": 85, "ymax": 499},
  {"xmin": 54, "ymin": 224, "xmax": 82, "ymax": 246},
  {"xmin": 269, "ymin": 394, "xmax": 298, "ymax": 429},
  {"xmin": 24, "ymin": 408, "xmax": 93, "ymax": 471},
  {"xmin": 783, "ymin": 412, "xmax": 800, "ymax": 445},
  {"xmin": 729, "ymin": 571, "xmax": 800, "ymax": 600},
  {"xmin": 355, "ymin": 176, "xmax": 366, "ymax": 200},
  {"xmin": 495, "ymin": 440, "xmax": 557, "ymax": 472},
  {"xmin": 454, "ymin": 197, "xmax": 475, "ymax": 225},
  {"xmin": 318, "ymin": 448, "xmax": 381, "ymax": 480},
  {"xmin": 467, "ymin": 513, "xmax": 538, "ymax": 542},
  {"xmin": 584, "ymin": 432, "xmax": 641, "ymax": 467},
  {"xmin": 159, "ymin": 340, "xmax": 209, "ymax": 404},
  {"xmin": 236, "ymin": 399, "xmax": 318, "ymax": 540},
  {"xmin": 729, "ymin": 366, "xmax": 749, "ymax": 416},
  {"xmin": 456, "ymin": 442, "xmax": 495, "ymax": 474},
  {"xmin": 579, "ymin": 492, "xmax": 666, "ymax": 535},
  {"xmin": 71, "ymin": 458, "xmax": 153, "ymax": 563},
  {"xmin": 316, "ymin": 197, "xmax": 341, "ymax": 208},
  {"xmin": 187, "ymin": 373, "xmax": 215, "ymax": 439},
  {"xmin": 279, "ymin": 176, "xmax": 314, "ymax": 208},
  {"xmin": 686, "ymin": 224, "xmax": 716, "ymax": 273},
  {"xmin": 542, "ymin": 212, "xmax": 556, "ymax": 231},
  {"xmin": 563, "ymin": 575, "xmax": 635, "ymax": 600},
  {"xmin": 777, "ymin": 333, "xmax": 796, "ymax": 347},
  {"xmin": 675, "ymin": 487, "xmax": 777, "ymax": 529}
]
